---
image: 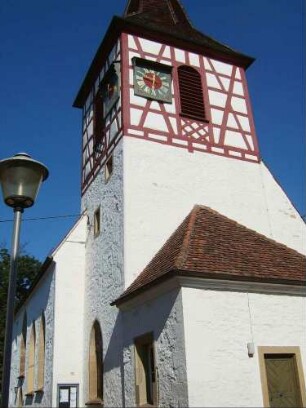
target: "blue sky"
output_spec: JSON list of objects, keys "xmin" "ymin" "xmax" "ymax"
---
[{"xmin": 0, "ymin": 0, "xmax": 304, "ymax": 261}]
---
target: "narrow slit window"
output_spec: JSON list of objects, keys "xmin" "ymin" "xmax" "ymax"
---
[
  {"xmin": 94, "ymin": 208, "xmax": 101, "ymax": 237},
  {"xmin": 105, "ymin": 155, "xmax": 113, "ymax": 182},
  {"xmin": 93, "ymin": 90, "xmax": 104, "ymax": 158},
  {"xmin": 178, "ymin": 65, "xmax": 206, "ymax": 121},
  {"xmin": 134, "ymin": 333, "xmax": 157, "ymax": 407}
]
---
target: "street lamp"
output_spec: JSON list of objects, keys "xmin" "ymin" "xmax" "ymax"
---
[{"xmin": 0, "ymin": 153, "xmax": 48, "ymax": 408}]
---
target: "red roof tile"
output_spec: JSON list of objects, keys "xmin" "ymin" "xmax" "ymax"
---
[{"xmin": 114, "ymin": 205, "xmax": 305, "ymax": 305}]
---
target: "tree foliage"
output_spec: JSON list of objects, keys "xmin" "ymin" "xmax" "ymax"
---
[{"xmin": 0, "ymin": 247, "xmax": 41, "ymax": 396}]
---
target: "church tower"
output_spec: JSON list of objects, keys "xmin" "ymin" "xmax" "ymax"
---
[
  {"xmin": 74, "ymin": 0, "xmax": 259, "ymax": 195},
  {"xmin": 6, "ymin": 2, "xmax": 305, "ymax": 407},
  {"xmin": 72, "ymin": 0, "xmax": 305, "ymax": 406}
]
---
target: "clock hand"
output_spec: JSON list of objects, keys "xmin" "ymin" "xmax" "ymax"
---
[{"xmin": 143, "ymin": 75, "xmax": 154, "ymax": 82}]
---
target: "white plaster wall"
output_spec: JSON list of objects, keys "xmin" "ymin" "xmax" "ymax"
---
[
  {"xmin": 81, "ymin": 141, "xmax": 124, "ymax": 406},
  {"xmin": 52, "ymin": 216, "xmax": 87, "ymax": 407},
  {"xmin": 259, "ymin": 163, "xmax": 306, "ymax": 250},
  {"xmin": 123, "ymin": 137, "xmax": 305, "ymax": 286},
  {"xmin": 9, "ymin": 267, "xmax": 55, "ymax": 407},
  {"xmin": 182, "ymin": 287, "xmax": 306, "ymax": 407},
  {"xmin": 121, "ymin": 289, "xmax": 188, "ymax": 407}
]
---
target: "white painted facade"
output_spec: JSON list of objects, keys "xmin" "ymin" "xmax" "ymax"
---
[
  {"xmin": 182, "ymin": 286, "xmax": 306, "ymax": 407},
  {"xmin": 9, "ymin": 215, "xmax": 87, "ymax": 407},
  {"xmin": 79, "ymin": 128, "xmax": 305, "ymax": 406},
  {"xmin": 51, "ymin": 215, "xmax": 87, "ymax": 407},
  {"xmin": 123, "ymin": 137, "xmax": 305, "ymax": 287}
]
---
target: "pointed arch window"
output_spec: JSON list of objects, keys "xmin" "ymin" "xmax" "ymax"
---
[
  {"xmin": 178, "ymin": 65, "xmax": 206, "ymax": 121},
  {"xmin": 87, "ymin": 321, "xmax": 103, "ymax": 405},
  {"xmin": 19, "ymin": 312, "xmax": 27, "ymax": 378},
  {"xmin": 37, "ymin": 314, "xmax": 45, "ymax": 391},
  {"xmin": 26, "ymin": 324, "xmax": 36, "ymax": 395}
]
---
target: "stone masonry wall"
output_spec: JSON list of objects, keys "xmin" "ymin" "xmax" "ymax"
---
[{"xmin": 81, "ymin": 140, "xmax": 124, "ymax": 406}]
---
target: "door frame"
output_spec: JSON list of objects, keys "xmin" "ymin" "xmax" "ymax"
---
[{"xmin": 258, "ymin": 346, "xmax": 306, "ymax": 407}]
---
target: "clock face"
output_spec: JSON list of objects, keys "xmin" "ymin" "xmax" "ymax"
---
[{"xmin": 133, "ymin": 61, "xmax": 172, "ymax": 103}]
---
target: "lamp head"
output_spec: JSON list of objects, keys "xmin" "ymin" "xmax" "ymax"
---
[{"xmin": 0, "ymin": 153, "xmax": 49, "ymax": 209}]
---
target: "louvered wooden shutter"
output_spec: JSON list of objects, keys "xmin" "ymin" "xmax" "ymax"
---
[{"xmin": 178, "ymin": 65, "xmax": 206, "ymax": 120}]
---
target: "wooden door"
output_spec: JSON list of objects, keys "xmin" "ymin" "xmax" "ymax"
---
[{"xmin": 265, "ymin": 354, "xmax": 303, "ymax": 407}]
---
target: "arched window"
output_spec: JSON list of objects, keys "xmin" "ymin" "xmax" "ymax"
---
[
  {"xmin": 27, "ymin": 324, "xmax": 36, "ymax": 395},
  {"xmin": 178, "ymin": 65, "xmax": 206, "ymax": 121},
  {"xmin": 37, "ymin": 314, "xmax": 45, "ymax": 390},
  {"xmin": 19, "ymin": 312, "xmax": 27, "ymax": 378},
  {"xmin": 88, "ymin": 321, "xmax": 103, "ymax": 404}
]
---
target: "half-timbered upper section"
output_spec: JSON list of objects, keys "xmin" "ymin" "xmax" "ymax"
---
[
  {"xmin": 74, "ymin": 0, "xmax": 259, "ymax": 194},
  {"xmin": 77, "ymin": 41, "xmax": 122, "ymax": 194}
]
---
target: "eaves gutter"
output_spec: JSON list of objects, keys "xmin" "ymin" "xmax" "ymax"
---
[{"xmin": 111, "ymin": 268, "xmax": 305, "ymax": 308}]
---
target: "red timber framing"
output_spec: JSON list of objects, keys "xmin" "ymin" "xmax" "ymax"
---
[
  {"xmin": 81, "ymin": 41, "xmax": 123, "ymax": 195},
  {"xmin": 121, "ymin": 32, "xmax": 259, "ymax": 162}
]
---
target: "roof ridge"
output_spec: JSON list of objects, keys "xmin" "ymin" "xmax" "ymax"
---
[{"xmin": 174, "ymin": 205, "xmax": 201, "ymax": 269}]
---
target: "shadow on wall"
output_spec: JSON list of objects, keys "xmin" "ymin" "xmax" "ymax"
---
[{"xmin": 103, "ymin": 288, "xmax": 184, "ymax": 406}]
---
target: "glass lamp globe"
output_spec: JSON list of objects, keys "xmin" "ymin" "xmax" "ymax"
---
[{"xmin": 0, "ymin": 153, "xmax": 49, "ymax": 209}]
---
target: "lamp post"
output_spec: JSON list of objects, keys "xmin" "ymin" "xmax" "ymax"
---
[{"xmin": 0, "ymin": 153, "xmax": 48, "ymax": 408}]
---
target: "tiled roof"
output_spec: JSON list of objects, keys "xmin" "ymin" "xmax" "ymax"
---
[
  {"xmin": 124, "ymin": 0, "xmax": 193, "ymax": 28},
  {"xmin": 74, "ymin": 0, "xmax": 254, "ymax": 108},
  {"xmin": 123, "ymin": 0, "xmax": 253, "ymax": 66},
  {"xmin": 114, "ymin": 206, "xmax": 305, "ymax": 305}
]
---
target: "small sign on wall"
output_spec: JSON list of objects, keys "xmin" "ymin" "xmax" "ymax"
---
[{"xmin": 57, "ymin": 384, "xmax": 78, "ymax": 408}]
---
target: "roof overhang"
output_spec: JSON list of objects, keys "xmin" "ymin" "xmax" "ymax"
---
[
  {"xmin": 73, "ymin": 16, "xmax": 255, "ymax": 109},
  {"xmin": 112, "ymin": 269, "xmax": 305, "ymax": 310}
]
